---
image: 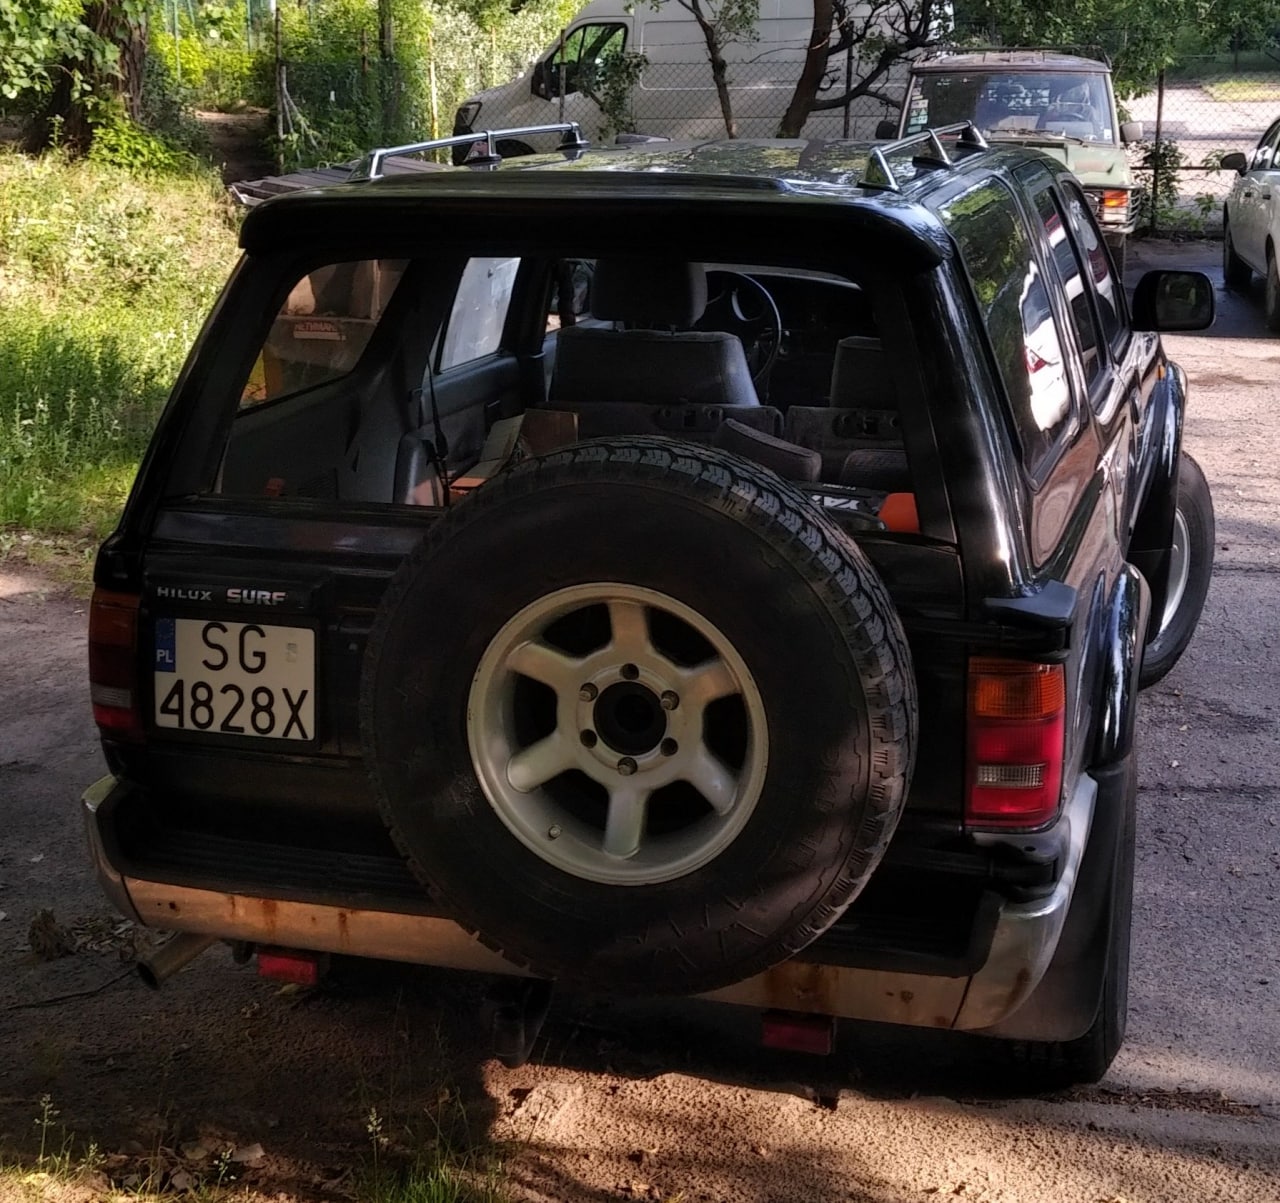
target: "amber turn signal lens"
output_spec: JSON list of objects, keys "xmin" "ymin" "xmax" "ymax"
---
[{"xmin": 969, "ymin": 658, "xmax": 1065, "ymax": 720}]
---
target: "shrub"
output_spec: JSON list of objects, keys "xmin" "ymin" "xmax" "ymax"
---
[
  {"xmin": 0, "ymin": 150, "xmax": 239, "ymax": 534},
  {"xmin": 273, "ymin": 0, "xmax": 578, "ymax": 168}
]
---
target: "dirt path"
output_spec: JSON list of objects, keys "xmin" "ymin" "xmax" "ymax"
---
[
  {"xmin": 195, "ymin": 110, "xmax": 274, "ymax": 183},
  {"xmin": 1, "ymin": 241, "xmax": 1279, "ymax": 1201}
]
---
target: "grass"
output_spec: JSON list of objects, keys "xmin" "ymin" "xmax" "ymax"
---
[
  {"xmin": 0, "ymin": 148, "xmax": 240, "ymax": 548},
  {"xmin": 1199, "ymin": 77, "xmax": 1280, "ymax": 102},
  {"xmin": 0, "ymin": 1092, "xmax": 511, "ymax": 1203},
  {"xmin": 362, "ymin": 1101, "xmax": 509, "ymax": 1203}
]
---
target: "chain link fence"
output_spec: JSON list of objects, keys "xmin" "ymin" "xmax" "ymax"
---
[
  {"xmin": 1127, "ymin": 50, "xmax": 1280, "ymax": 235},
  {"xmin": 258, "ymin": 10, "xmax": 1280, "ymax": 236}
]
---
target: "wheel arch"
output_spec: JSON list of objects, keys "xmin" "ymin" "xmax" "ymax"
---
[
  {"xmin": 1091, "ymin": 563, "xmax": 1150, "ymax": 768},
  {"xmin": 1127, "ymin": 364, "xmax": 1184, "ymax": 634}
]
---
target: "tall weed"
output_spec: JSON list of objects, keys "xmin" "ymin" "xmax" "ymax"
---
[{"xmin": 0, "ymin": 150, "xmax": 239, "ymax": 536}]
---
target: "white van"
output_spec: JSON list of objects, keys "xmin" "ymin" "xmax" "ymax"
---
[{"xmin": 451, "ymin": 0, "xmax": 903, "ymax": 159}]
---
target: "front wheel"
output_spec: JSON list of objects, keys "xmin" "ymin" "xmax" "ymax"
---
[
  {"xmin": 1140, "ymin": 451, "xmax": 1214, "ymax": 687},
  {"xmin": 1223, "ymin": 217, "xmax": 1251, "ymax": 289},
  {"xmin": 1266, "ymin": 250, "xmax": 1280, "ymax": 332}
]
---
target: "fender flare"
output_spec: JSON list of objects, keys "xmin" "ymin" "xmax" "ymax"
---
[
  {"xmin": 1092, "ymin": 563, "xmax": 1150, "ymax": 767},
  {"xmin": 1128, "ymin": 362, "xmax": 1185, "ymax": 635}
]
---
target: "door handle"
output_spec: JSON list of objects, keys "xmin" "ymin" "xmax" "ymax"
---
[
  {"xmin": 1244, "ymin": 189, "xmax": 1255, "ymax": 197},
  {"xmin": 1264, "ymin": 192, "xmax": 1273, "ymax": 200}
]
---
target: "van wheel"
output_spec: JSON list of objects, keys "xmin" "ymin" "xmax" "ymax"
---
[
  {"xmin": 1140, "ymin": 451, "xmax": 1214, "ymax": 687},
  {"xmin": 494, "ymin": 139, "xmax": 535, "ymax": 159},
  {"xmin": 361, "ymin": 438, "xmax": 917, "ymax": 996}
]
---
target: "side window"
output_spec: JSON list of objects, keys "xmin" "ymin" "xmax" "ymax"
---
[
  {"xmin": 240, "ymin": 260, "xmax": 406, "ymax": 408},
  {"xmin": 438, "ymin": 257, "xmax": 521, "ymax": 370},
  {"xmin": 1060, "ymin": 183, "xmax": 1125, "ymax": 354},
  {"xmin": 941, "ymin": 179, "xmax": 1074, "ymax": 475},
  {"xmin": 1029, "ymin": 183, "xmax": 1101, "ymax": 391},
  {"xmin": 545, "ymin": 23, "xmax": 627, "ymax": 98},
  {"xmin": 1251, "ymin": 120, "xmax": 1280, "ymax": 170}
]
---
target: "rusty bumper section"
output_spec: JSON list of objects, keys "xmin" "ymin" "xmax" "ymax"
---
[{"xmin": 82, "ymin": 774, "xmax": 1095, "ymax": 1031}]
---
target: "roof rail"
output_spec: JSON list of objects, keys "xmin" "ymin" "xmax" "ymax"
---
[
  {"xmin": 862, "ymin": 122, "xmax": 989, "ymax": 193},
  {"xmin": 929, "ymin": 43, "xmax": 1111, "ymax": 66},
  {"xmin": 352, "ymin": 123, "xmax": 589, "ymax": 180}
]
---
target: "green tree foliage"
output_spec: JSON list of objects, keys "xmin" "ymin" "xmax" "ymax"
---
[
  {"xmin": 274, "ymin": 0, "xmax": 576, "ymax": 167},
  {"xmin": 0, "ymin": 0, "xmax": 147, "ymax": 151},
  {"xmin": 644, "ymin": 0, "xmax": 759, "ymax": 138},
  {"xmin": 777, "ymin": 0, "xmax": 949, "ymax": 137},
  {"xmin": 0, "ymin": 0, "xmax": 97, "ymax": 102},
  {"xmin": 954, "ymin": 0, "xmax": 1280, "ymax": 95}
]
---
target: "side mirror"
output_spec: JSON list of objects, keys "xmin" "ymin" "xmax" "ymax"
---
[
  {"xmin": 1221, "ymin": 151, "xmax": 1248, "ymax": 175},
  {"xmin": 1119, "ymin": 120, "xmax": 1143, "ymax": 145},
  {"xmin": 875, "ymin": 119, "xmax": 897, "ymax": 140},
  {"xmin": 1131, "ymin": 270, "xmax": 1215, "ymax": 333}
]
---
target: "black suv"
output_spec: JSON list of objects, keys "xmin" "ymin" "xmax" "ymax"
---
[{"xmin": 84, "ymin": 123, "xmax": 1215, "ymax": 1088}]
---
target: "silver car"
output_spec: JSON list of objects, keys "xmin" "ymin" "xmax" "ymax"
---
[{"xmin": 1222, "ymin": 121, "xmax": 1280, "ymax": 326}]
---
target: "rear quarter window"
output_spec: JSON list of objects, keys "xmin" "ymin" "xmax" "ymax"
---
[
  {"xmin": 940, "ymin": 178, "xmax": 1075, "ymax": 478},
  {"xmin": 241, "ymin": 260, "xmax": 406, "ymax": 408}
]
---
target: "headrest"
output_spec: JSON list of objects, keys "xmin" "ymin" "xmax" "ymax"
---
[
  {"xmin": 590, "ymin": 259, "xmax": 708, "ymax": 328},
  {"xmin": 830, "ymin": 335, "xmax": 895, "ymax": 409}
]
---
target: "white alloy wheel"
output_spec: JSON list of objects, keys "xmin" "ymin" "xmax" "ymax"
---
[{"xmin": 467, "ymin": 583, "xmax": 768, "ymax": 885}]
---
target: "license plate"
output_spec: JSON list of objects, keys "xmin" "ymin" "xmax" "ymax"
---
[{"xmin": 153, "ymin": 619, "xmax": 315, "ymax": 741}]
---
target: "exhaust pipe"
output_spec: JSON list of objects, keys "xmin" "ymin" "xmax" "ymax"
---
[{"xmin": 137, "ymin": 932, "xmax": 218, "ymax": 989}]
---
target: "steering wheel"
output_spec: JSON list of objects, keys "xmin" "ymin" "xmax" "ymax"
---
[{"xmin": 697, "ymin": 271, "xmax": 784, "ymax": 397}]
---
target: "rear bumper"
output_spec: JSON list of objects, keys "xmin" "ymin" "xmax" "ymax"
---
[{"xmin": 83, "ymin": 772, "xmax": 1095, "ymax": 1032}]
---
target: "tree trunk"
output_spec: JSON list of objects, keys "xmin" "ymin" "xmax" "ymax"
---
[
  {"xmin": 696, "ymin": 23, "xmax": 736, "ymax": 138},
  {"xmin": 24, "ymin": 1, "xmax": 146, "ymax": 154},
  {"xmin": 777, "ymin": 0, "xmax": 834, "ymax": 138},
  {"xmin": 119, "ymin": 14, "xmax": 147, "ymax": 121}
]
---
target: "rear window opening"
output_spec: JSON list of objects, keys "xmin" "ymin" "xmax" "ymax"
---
[{"xmin": 210, "ymin": 252, "xmax": 923, "ymax": 535}]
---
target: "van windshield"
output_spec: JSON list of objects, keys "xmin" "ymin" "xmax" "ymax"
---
[{"xmin": 906, "ymin": 71, "xmax": 1115, "ymax": 145}]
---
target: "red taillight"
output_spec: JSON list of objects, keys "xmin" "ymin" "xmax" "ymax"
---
[
  {"xmin": 89, "ymin": 588, "xmax": 143, "ymax": 741},
  {"xmin": 966, "ymin": 658, "xmax": 1065, "ymax": 829}
]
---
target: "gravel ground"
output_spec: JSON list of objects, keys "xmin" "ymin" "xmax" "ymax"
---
[{"xmin": 0, "ymin": 238, "xmax": 1277, "ymax": 1202}]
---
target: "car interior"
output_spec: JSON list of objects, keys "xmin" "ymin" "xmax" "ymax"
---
[{"xmin": 216, "ymin": 254, "xmax": 918, "ymax": 532}]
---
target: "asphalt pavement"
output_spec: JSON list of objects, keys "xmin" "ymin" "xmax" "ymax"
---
[{"xmin": 1118, "ymin": 237, "xmax": 1280, "ymax": 1109}]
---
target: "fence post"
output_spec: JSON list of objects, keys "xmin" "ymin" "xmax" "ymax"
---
[
  {"xmin": 1150, "ymin": 68, "xmax": 1165, "ymax": 236},
  {"xmin": 428, "ymin": 30, "xmax": 439, "ymax": 141},
  {"xmin": 558, "ymin": 28, "xmax": 567, "ymax": 123},
  {"xmin": 171, "ymin": 0, "xmax": 182, "ymax": 85},
  {"xmin": 842, "ymin": 37, "xmax": 853, "ymax": 138},
  {"xmin": 274, "ymin": 4, "xmax": 284, "ymax": 170}
]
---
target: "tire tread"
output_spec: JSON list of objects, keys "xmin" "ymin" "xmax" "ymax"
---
[{"xmin": 361, "ymin": 437, "xmax": 917, "ymax": 993}]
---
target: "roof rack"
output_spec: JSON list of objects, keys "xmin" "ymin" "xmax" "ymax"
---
[
  {"xmin": 862, "ymin": 122, "xmax": 989, "ymax": 193},
  {"xmin": 351, "ymin": 123, "xmax": 589, "ymax": 180},
  {"xmin": 926, "ymin": 44, "xmax": 1112, "ymax": 67}
]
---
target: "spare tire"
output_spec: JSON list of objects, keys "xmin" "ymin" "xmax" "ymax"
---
[{"xmin": 361, "ymin": 438, "xmax": 916, "ymax": 995}]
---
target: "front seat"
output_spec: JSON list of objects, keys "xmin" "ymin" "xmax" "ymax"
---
[{"xmin": 550, "ymin": 258, "xmax": 760, "ymax": 409}]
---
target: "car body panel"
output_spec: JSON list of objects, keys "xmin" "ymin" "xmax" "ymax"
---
[
  {"xmin": 1225, "ymin": 116, "xmax": 1280, "ymax": 271},
  {"xmin": 85, "ymin": 132, "xmax": 1203, "ymax": 1047}
]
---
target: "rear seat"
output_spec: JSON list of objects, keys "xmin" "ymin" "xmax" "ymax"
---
[
  {"xmin": 784, "ymin": 335, "xmax": 912, "ymax": 492},
  {"xmin": 558, "ymin": 401, "xmax": 782, "ymax": 442}
]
